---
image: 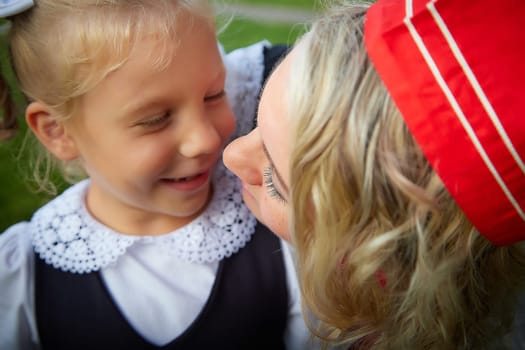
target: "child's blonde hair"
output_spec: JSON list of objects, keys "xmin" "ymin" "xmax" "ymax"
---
[
  {"xmin": 289, "ymin": 2, "xmax": 525, "ymax": 349},
  {"xmin": 0, "ymin": 0, "xmax": 211, "ymax": 191}
]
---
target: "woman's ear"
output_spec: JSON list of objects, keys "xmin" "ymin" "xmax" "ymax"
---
[{"xmin": 25, "ymin": 101, "xmax": 79, "ymax": 161}]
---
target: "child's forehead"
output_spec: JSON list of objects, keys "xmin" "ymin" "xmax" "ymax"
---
[
  {"xmin": 126, "ymin": 15, "xmax": 217, "ymax": 70},
  {"xmin": 93, "ymin": 14, "xmax": 222, "ymax": 85},
  {"xmin": 78, "ymin": 13, "xmax": 225, "ymax": 122},
  {"xmin": 48, "ymin": 4, "xmax": 216, "ymax": 108},
  {"xmin": 67, "ymin": 5, "xmax": 215, "ymax": 71},
  {"xmin": 63, "ymin": 2, "xmax": 213, "ymax": 45}
]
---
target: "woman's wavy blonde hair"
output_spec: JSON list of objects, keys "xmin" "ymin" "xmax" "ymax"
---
[
  {"xmin": 1, "ymin": 0, "xmax": 210, "ymax": 193},
  {"xmin": 289, "ymin": 1, "xmax": 525, "ymax": 349}
]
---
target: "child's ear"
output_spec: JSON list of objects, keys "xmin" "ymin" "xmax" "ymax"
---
[{"xmin": 25, "ymin": 101, "xmax": 79, "ymax": 161}]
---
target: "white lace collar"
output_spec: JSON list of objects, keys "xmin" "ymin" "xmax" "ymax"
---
[{"xmin": 31, "ymin": 164, "xmax": 257, "ymax": 274}]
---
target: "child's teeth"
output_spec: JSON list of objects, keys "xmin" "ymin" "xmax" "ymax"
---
[{"xmin": 175, "ymin": 174, "xmax": 198, "ymax": 182}]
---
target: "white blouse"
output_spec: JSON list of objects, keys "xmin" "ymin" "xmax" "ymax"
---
[{"xmin": 0, "ymin": 41, "xmax": 314, "ymax": 350}]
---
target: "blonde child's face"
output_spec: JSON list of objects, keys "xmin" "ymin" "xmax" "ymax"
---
[
  {"xmin": 223, "ymin": 44, "xmax": 299, "ymax": 242},
  {"xmin": 64, "ymin": 15, "xmax": 235, "ymax": 235}
]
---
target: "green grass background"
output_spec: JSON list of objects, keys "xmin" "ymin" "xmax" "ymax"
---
[
  {"xmin": 0, "ymin": 1, "xmax": 317, "ymax": 232},
  {"xmin": 227, "ymin": 0, "xmax": 318, "ymax": 9}
]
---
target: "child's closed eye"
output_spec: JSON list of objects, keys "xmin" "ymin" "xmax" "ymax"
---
[
  {"xmin": 204, "ymin": 90, "xmax": 226, "ymax": 103},
  {"xmin": 136, "ymin": 111, "xmax": 171, "ymax": 128}
]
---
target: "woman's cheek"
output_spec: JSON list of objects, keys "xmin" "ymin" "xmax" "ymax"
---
[{"xmin": 262, "ymin": 198, "xmax": 290, "ymax": 241}]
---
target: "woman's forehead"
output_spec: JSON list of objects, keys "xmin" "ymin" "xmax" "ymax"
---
[{"xmin": 257, "ymin": 46, "xmax": 302, "ymax": 186}]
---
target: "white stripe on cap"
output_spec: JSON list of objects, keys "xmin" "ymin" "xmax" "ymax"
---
[
  {"xmin": 428, "ymin": 1, "xmax": 525, "ymax": 175},
  {"xmin": 405, "ymin": 0, "xmax": 414, "ymax": 17},
  {"xmin": 403, "ymin": 0, "xmax": 525, "ymax": 220}
]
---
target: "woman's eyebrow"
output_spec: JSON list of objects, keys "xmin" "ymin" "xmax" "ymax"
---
[{"xmin": 262, "ymin": 142, "xmax": 289, "ymax": 196}]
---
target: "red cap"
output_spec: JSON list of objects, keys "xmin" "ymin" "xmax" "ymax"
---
[{"xmin": 364, "ymin": 0, "xmax": 525, "ymax": 245}]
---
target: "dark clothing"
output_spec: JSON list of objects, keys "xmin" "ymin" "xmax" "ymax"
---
[{"xmin": 35, "ymin": 223, "xmax": 288, "ymax": 350}]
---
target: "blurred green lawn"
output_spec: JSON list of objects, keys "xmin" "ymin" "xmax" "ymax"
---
[
  {"xmin": 0, "ymin": 1, "xmax": 316, "ymax": 232},
  {"xmin": 232, "ymin": 0, "xmax": 320, "ymax": 10}
]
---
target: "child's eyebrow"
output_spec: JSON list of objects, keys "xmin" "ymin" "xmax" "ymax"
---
[{"xmin": 262, "ymin": 142, "xmax": 289, "ymax": 196}]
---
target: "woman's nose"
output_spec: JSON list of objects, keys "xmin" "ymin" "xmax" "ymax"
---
[{"xmin": 223, "ymin": 128, "xmax": 263, "ymax": 186}]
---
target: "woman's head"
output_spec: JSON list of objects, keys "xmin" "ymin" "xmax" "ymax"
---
[
  {"xmin": 228, "ymin": 0, "xmax": 525, "ymax": 347},
  {"xmin": 295, "ymin": 1, "xmax": 525, "ymax": 348}
]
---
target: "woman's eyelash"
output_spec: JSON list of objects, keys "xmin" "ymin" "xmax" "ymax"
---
[{"xmin": 263, "ymin": 166, "xmax": 286, "ymax": 203}]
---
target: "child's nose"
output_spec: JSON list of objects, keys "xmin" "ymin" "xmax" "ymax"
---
[
  {"xmin": 179, "ymin": 118, "xmax": 221, "ymax": 158},
  {"xmin": 223, "ymin": 129, "xmax": 262, "ymax": 186}
]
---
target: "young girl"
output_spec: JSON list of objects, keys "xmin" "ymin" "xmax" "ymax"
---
[{"xmin": 0, "ymin": 0, "xmax": 311, "ymax": 349}]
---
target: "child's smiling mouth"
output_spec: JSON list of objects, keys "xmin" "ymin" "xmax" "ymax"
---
[
  {"xmin": 160, "ymin": 170, "xmax": 211, "ymax": 192},
  {"xmin": 169, "ymin": 174, "xmax": 202, "ymax": 182}
]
